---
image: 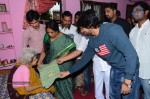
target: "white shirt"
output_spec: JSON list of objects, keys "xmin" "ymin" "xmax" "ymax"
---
[
  {"xmin": 59, "ymin": 24, "xmax": 81, "ymax": 47},
  {"xmin": 77, "ymin": 36, "xmax": 111, "ymax": 72},
  {"xmin": 130, "ymin": 19, "xmax": 150, "ymax": 79}
]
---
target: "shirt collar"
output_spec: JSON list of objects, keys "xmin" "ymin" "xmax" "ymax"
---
[
  {"xmin": 29, "ymin": 24, "xmax": 42, "ymax": 32},
  {"xmin": 135, "ymin": 19, "xmax": 150, "ymax": 28},
  {"xmin": 60, "ymin": 24, "xmax": 71, "ymax": 30}
]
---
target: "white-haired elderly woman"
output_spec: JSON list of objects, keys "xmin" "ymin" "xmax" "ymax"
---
[{"xmin": 7, "ymin": 48, "xmax": 54, "ymax": 99}]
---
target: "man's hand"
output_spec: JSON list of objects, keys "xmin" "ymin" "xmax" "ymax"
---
[
  {"xmin": 60, "ymin": 71, "xmax": 70, "ymax": 78},
  {"xmin": 57, "ymin": 58, "xmax": 65, "ymax": 64},
  {"xmin": 121, "ymin": 79, "xmax": 132, "ymax": 94}
]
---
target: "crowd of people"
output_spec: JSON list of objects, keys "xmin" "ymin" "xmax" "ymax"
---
[{"xmin": 7, "ymin": 1, "xmax": 150, "ymax": 99}]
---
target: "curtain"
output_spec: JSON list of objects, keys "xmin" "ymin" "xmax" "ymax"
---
[{"xmin": 23, "ymin": 0, "xmax": 57, "ymax": 29}]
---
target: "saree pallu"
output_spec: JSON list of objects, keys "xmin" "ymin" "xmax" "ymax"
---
[{"xmin": 43, "ymin": 34, "xmax": 75, "ymax": 99}]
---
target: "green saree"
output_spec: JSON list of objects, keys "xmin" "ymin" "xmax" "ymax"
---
[{"xmin": 43, "ymin": 33, "xmax": 75, "ymax": 99}]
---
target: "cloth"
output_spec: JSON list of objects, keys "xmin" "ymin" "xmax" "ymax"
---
[
  {"xmin": 130, "ymin": 19, "xmax": 150, "ymax": 79},
  {"xmin": 43, "ymin": 33, "xmax": 75, "ymax": 99},
  {"xmin": 94, "ymin": 69, "xmax": 110, "ymax": 99},
  {"xmin": 7, "ymin": 66, "xmax": 30, "ymax": 99},
  {"xmin": 59, "ymin": 24, "xmax": 82, "ymax": 48},
  {"xmin": 12, "ymin": 65, "xmax": 30, "ymax": 87},
  {"xmin": 69, "ymin": 23, "xmax": 139, "ymax": 80},
  {"xmin": 39, "ymin": 60, "xmax": 60, "ymax": 88},
  {"xmin": 22, "ymin": 24, "xmax": 46, "ymax": 53},
  {"xmin": 113, "ymin": 17, "xmax": 131, "ymax": 37},
  {"xmin": 12, "ymin": 65, "xmax": 54, "ymax": 95}
]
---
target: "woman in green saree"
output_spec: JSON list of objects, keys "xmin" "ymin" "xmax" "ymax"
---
[{"xmin": 38, "ymin": 20, "xmax": 75, "ymax": 99}]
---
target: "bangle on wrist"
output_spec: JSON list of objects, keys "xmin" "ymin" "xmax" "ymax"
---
[{"xmin": 123, "ymin": 82, "xmax": 132, "ymax": 89}]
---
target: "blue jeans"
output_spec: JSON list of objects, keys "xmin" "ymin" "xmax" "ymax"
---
[
  {"xmin": 84, "ymin": 60, "xmax": 92, "ymax": 92},
  {"xmin": 110, "ymin": 67, "xmax": 140, "ymax": 99},
  {"xmin": 139, "ymin": 77, "xmax": 150, "ymax": 99}
]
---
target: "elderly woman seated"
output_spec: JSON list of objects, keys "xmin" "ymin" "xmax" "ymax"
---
[{"xmin": 7, "ymin": 48, "xmax": 55, "ymax": 99}]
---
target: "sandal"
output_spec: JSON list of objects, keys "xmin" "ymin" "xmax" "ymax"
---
[{"xmin": 81, "ymin": 90, "xmax": 88, "ymax": 96}]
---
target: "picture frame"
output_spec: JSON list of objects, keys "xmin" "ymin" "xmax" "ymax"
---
[
  {"xmin": 53, "ymin": 11, "xmax": 61, "ymax": 21},
  {"xmin": 0, "ymin": 4, "xmax": 7, "ymax": 12}
]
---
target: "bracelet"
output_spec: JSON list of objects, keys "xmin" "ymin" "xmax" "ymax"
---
[{"xmin": 123, "ymin": 82, "xmax": 132, "ymax": 89}]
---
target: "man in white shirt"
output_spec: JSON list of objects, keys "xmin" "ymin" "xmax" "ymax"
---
[
  {"xmin": 129, "ymin": 1, "xmax": 150, "ymax": 99},
  {"xmin": 59, "ymin": 11, "xmax": 81, "ymax": 46}
]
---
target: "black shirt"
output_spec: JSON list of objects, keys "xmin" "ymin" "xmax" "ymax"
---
[{"xmin": 114, "ymin": 18, "xmax": 131, "ymax": 37}]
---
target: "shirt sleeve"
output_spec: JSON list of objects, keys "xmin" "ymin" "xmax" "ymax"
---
[
  {"xmin": 77, "ymin": 36, "xmax": 89, "ymax": 52},
  {"xmin": 13, "ymin": 66, "xmax": 30, "ymax": 87},
  {"xmin": 107, "ymin": 24, "xmax": 138, "ymax": 80},
  {"xmin": 69, "ymin": 44, "xmax": 95, "ymax": 74},
  {"xmin": 22, "ymin": 66, "xmax": 30, "ymax": 86}
]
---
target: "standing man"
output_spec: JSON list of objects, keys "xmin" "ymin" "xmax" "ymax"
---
[
  {"xmin": 59, "ymin": 11, "xmax": 81, "ymax": 46},
  {"xmin": 105, "ymin": 3, "xmax": 131, "ymax": 37},
  {"xmin": 130, "ymin": 1, "xmax": 150, "ymax": 99},
  {"xmin": 22, "ymin": 10, "xmax": 46, "ymax": 53},
  {"xmin": 60, "ymin": 10, "xmax": 140, "ymax": 99},
  {"xmin": 22, "ymin": 10, "xmax": 46, "ymax": 73}
]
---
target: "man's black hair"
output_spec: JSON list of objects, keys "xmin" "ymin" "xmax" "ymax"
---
[
  {"xmin": 62, "ymin": 11, "xmax": 72, "ymax": 18},
  {"xmin": 105, "ymin": 3, "xmax": 117, "ymax": 10},
  {"xmin": 26, "ymin": 10, "xmax": 40, "ymax": 22},
  {"xmin": 133, "ymin": 1, "xmax": 149, "ymax": 11},
  {"xmin": 77, "ymin": 9, "xmax": 101, "ymax": 29},
  {"xmin": 75, "ymin": 11, "xmax": 82, "ymax": 17}
]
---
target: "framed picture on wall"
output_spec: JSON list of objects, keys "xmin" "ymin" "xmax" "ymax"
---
[
  {"xmin": 0, "ymin": 4, "xmax": 7, "ymax": 12},
  {"xmin": 53, "ymin": 11, "xmax": 61, "ymax": 21}
]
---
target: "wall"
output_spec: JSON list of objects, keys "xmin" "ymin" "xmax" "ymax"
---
[
  {"xmin": 62, "ymin": 0, "xmax": 150, "ymax": 19},
  {"xmin": 0, "ymin": 0, "xmax": 26, "ymax": 60},
  {"xmin": 1, "ymin": 0, "xmax": 150, "ymax": 60},
  {"xmin": 9, "ymin": 0, "xmax": 26, "ymax": 59}
]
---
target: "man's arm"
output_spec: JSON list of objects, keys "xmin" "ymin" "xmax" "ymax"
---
[
  {"xmin": 60, "ymin": 45, "xmax": 95, "ymax": 78},
  {"xmin": 37, "ymin": 48, "xmax": 45, "ymax": 66},
  {"xmin": 57, "ymin": 50, "xmax": 82, "ymax": 64},
  {"xmin": 69, "ymin": 45, "xmax": 95, "ymax": 74},
  {"xmin": 57, "ymin": 36, "xmax": 89, "ymax": 64}
]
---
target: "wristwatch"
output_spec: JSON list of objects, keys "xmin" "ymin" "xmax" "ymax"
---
[{"xmin": 123, "ymin": 82, "xmax": 132, "ymax": 89}]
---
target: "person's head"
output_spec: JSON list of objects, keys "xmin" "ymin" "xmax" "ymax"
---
[
  {"xmin": 105, "ymin": 3, "xmax": 117, "ymax": 21},
  {"xmin": 77, "ymin": 9, "xmax": 100, "ymax": 36},
  {"xmin": 74, "ymin": 11, "xmax": 82, "ymax": 25},
  {"xmin": 132, "ymin": 1, "xmax": 149, "ymax": 22},
  {"xmin": 19, "ymin": 48, "xmax": 38, "ymax": 65},
  {"xmin": 61, "ymin": 11, "xmax": 72, "ymax": 28},
  {"xmin": 127, "ymin": 17, "xmax": 136, "ymax": 28},
  {"xmin": 46, "ymin": 20, "xmax": 60, "ymax": 38},
  {"xmin": 26, "ymin": 10, "xmax": 40, "ymax": 29}
]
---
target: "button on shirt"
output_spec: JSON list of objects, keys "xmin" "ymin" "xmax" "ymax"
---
[
  {"xmin": 22, "ymin": 24, "xmax": 46, "ymax": 53},
  {"xmin": 130, "ymin": 19, "xmax": 150, "ymax": 79},
  {"xmin": 59, "ymin": 24, "xmax": 81, "ymax": 47}
]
